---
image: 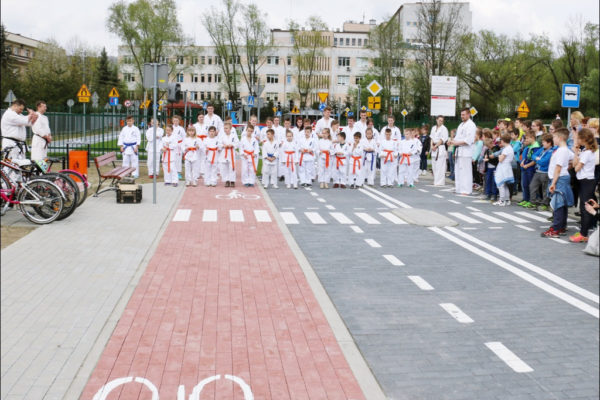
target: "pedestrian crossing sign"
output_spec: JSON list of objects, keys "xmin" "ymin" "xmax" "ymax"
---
[{"xmin": 108, "ymin": 87, "xmax": 120, "ymax": 98}]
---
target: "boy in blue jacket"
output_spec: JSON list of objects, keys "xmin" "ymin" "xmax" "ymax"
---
[
  {"xmin": 518, "ymin": 131, "xmax": 540, "ymax": 207},
  {"xmin": 529, "ymin": 133, "xmax": 554, "ymax": 211}
]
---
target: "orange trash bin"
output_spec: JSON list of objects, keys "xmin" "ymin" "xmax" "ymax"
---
[{"xmin": 69, "ymin": 150, "xmax": 88, "ymax": 177}]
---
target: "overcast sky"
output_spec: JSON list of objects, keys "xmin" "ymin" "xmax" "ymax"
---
[{"xmin": 2, "ymin": 0, "xmax": 599, "ymax": 56}]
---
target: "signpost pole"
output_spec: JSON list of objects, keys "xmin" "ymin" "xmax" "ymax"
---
[
  {"xmin": 83, "ymin": 102, "xmax": 86, "ymax": 141},
  {"xmin": 152, "ymin": 64, "xmax": 158, "ymax": 204},
  {"xmin": 357, "ymin": 86, "xmax": 361, "ymax": 118},
  {"xmin": 402, "ymin": 115, "xmax": 405, "ymax": 135}
]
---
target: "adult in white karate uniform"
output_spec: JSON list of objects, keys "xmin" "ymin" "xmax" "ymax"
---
[
  {"xmin": 171, "ymin": 116, "xmax": 186, "ymax": 176},
  {"xmin": 315, "ymin": 107, "xmax": 333, "ymax": 138},
  {"xmin": 146, "ymin": 118, "xmax": 164, "ymax": 177},
  {"xmin": 430, "ymin": 115, "xmax": 449, "ymax": 186},
  {"xmin": 117, "ymin": 115, "xmax": 142, "ymax": 177},
  {"xmin": 31, "ymin": 101, "xmax": 52, "ymax": 161},
  {"xmin": 450, "ymin": 109, "xmax": 476, "ymax": 194},
  {"xmin": 204, "ymin": 104, "xmax": 223, "ymax": 133},
  {"xmin": 1, "ymin": 99, "xmax": 37, "ymax": 160}
]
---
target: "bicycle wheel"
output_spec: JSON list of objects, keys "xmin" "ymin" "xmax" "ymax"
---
[
  {"xmin": 59, "ymin": 169, "xmax": 88, "ymax": 207},
  {"xmin": 18, "ymin": 179, "xmax": 64, "ymax": 224},
  {"xmin": 1, "ymin": 173, "xmax": 12, "ymax": 215},
  {"xmin": 39, "ymin": 173, "xmax": 79, "ymax": 220}
]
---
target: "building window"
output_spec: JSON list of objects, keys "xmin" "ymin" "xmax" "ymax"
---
[
  {"xmin": 355, "ymin": 76, "xmax": 363, "ymax": 85},
  {"xmin": 338, "ymin": 57, "xmax": 350, "ymax": 67},
  {"xmin": 267, "ymin": 56, "xmax": 279, "ymax": 65},
  {"xmin": 391, "ymin": 96, "xmax": 400, "ymax": 105},
  {"xmin": 358, "ymin": 38, "xmax": 362, "ymax": 46},
  {"xmin": 215, "ymin": 74, "xmax": 222, "ymax": 83},
  {"xmin": 192, "ymin": 74, "xmax": 199, "ymax": 83},
  {"xmin": 334, "ymin": 38, "xmax": 338, "ymax": 46},
  {"xmin": 206, "ymin": 92, "xmax": 212, "ymax": 100},
  {"xmin": 406, "ymin": 21, "xmax": 411, "ymax": 26},
  {"xmin": 337, "ymin": 75, "xmax": 349, "ymax": 86},
  {"xmin": 266, "ymin": 74, "xmax": 279, "ymax": 84},
  {"xmin": 352, "ymin": 38, "xmax": 356, "ymax": 46},
  {"xmin": 200, "ymin": 74, "xmax": 205, "ymax": 83},
  {"xmin": 207, "ymin": 74, "xmax": 212, "ymax": 83},
  {"xmin": 124, "ymin": 73, "xmax": 135, "ymax": 82},
  {"xmin": 176, "ymin": 56, "xmax": 184, "ymax": 65},
  {"xmin": 364, "ymin": 39, "xmax": 368, "ymax": 46},
  {"xmin": 208, "ymin": 56, "xmax": 212, "ymax": 65},
  {"xmin": 287, "ymin": 74, "xmax": 292, "ymax": 84},
  {"xmin": 122, "ymin": 55, "xmax": 134, "ymax": 64},
  {"xmin": 345, "ymin": 38, "xmax": 350, "ymax": 46},
  {"xmin": 176, "ymin": 73, "xmax": 184, "ymax": 82},
  {"xmin": 191, "ymin": 91, "xmax": 198, "ymax": 100},
  {"xmin": 192, "ymin": 56, "xmax": 198, "ymax": 65},
  {"xmin": 287, "ymin": 56, "xmax": 292, "ymax": 66},
  {"xmin": 266, "ymin": 92, "xmax": 278, "ymax": 101},
  {"xmin": 200, "ymin": 92, "xmax": 205, "ymax": 100},
  {"xmin": 200, "ymin": 56, "xmax": 206, "ymax": 64},
  {"xmin": 214, "ymin": 92, "xmax": 221, "ymax": 100}
]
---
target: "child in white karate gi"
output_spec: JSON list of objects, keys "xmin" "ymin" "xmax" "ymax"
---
[
  {"xmin": 332, "ymin": 131, "xmax": 350, "ymax": 188},
  {"xmin": 281, "ymin": 130, "xmax": 299, "ymax": 189},
  {"xmin": 161, "ymin": 125, "xmax": 178, "ymax": 186},
  {"xmin": 182, "ymin": 125, "xmax": 202, "ymax": 186},
  {"xmin": 239, "ymin": 124, "xmax": 260, "ymax": 187},
  {"xmin": 348, "ymin": 132, "xmax": 364, "ymax": 189},
  {"xmin": 317, "ymin": 128, "xmax": 334, "ymax": 188},
  {"xmin": 379, "ymin": 128, "xmax": 398, "ymax": 187},
  {"xmin": 361, "ymin": 127, "xmax": 378, "ymax": 186},
  {"xmin": 261, "ymin": 129, "xmax": 279, "ymax": 189},
  {"xmin": 203, "ymin": 126, "xmax": 220, "ymax": 187},
  {"xmin": 218, "ymin": 121, "xmax": 239, "ymax": 187},
  {"xmin": 298, "ymin": 125, "xmax": 317, "ymax": 187},
  {"xmin": 398, "ymin": 129, "xmax": 413, "ymax": 187},
  {"xmin": 118, "ymin": 115, "xmax": 141, "ymax": 178}
]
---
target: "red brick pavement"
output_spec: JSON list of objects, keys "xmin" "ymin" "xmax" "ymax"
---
[{"xmin": 79, "ymin": 178, "xmax": 365, "ymax": 400}]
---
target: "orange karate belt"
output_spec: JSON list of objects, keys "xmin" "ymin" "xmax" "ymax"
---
[
  {"xmin": 162, "ymin": 148, "xmax": 172, "ymax": 172},
  {"xmin": 336, "ymin": 155, "xmax": 345, "ymax": 170},
  {"xmin": 399, "ymin": 153, "xmax": 411, "ymax": 166},
  {"xmin": 197, "ymin": 134, "xmax": 207, "ymax": 141},
  {"xmin": 207, "ymin": 147, "xmax": 218, "ymax": 164},
  {"xmin": 224, "ymin": 147, "xmax": 235, "ymax": 170},
  {"xmin": 184, "ymin": 147, "xmax": 196, "ymax": 159},
  {"xmin": 244, "ymin": 150, "xmax": 257, "ymax": 173},
  {"xmin": 383, "ymin": 149, "xmax": 395, "ymax": 164},
  {"xmin": 299, "ymin": 149, "xmax": 313, "ymax": 166},
  {"xmin": 285, "ymin": 151, "xmax": 295, "ymax": 172},
  {"xmin": 351, "ymin": 155, "xmax": 362, "ymax": 174},
  {"xmin": 323, "ymin": 152, "xmax": 330, "ymax": 168}
]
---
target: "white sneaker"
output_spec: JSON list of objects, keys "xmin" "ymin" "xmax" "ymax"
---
[
  {"xmin": 286, "ymin": 184, "xmax": 291, "ymax": 189},
  {"xmin": 493, "ymin": 200, "xmax": 503, "ymax": 206},
  {"xmin": 503, "ymin": 200, "xmax": 510, "ymax": 206},
  {"xmin": 273, "ymin": 185, "xmax": 279, "ymax": 189}
]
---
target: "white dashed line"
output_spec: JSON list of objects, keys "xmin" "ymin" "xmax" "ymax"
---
[
  {"xmin": 440, "ymin": 303, "xmax": 474, "ymax": 323},
  {"xmin": 433, "ymin": 194, "xmax": 444, "ymax": 199},
  {"xmin": 378, "ymin": 212, "xmax": 407, "ymax": 224},
  {"xmin": 305, "ymin": 212, "xmax": 327, "ymax": 224},
  {"xmin": 466, "ymin": 206, "xmax": 481, "ymax": 212},
  {"xmin": 485, "ymin": 342, "xmax": 533, "ymax": 373},
  {"xmin": 449, "ymin": 212, "xmax": 481, "ymax": 224},
  {"xmin": 489, "ymin": 227, "xmax": 503, "ymax": 230},
  {"xmin": 471, "ymin": 212, "xmax": 505, "ymax": 223},
  {"xmin": 280, "ymin": 212, "xmax": 299, "ymax": 224},
  {"xmin": 317, "ymin": 198, "xmax": 326, "ymax": 203},
  {"xmin": 514, "ymin": 211, "xmax": 551, "ymax": 222},
  {"xmin": 407, "ymin": 276, "xmax": 434, "ymax": 291},
  {"xmin": 202, "ymin": 209, "xmax": 217, "ymax": 222},
  {"xmin": 350, "ymin": 225, "xmax": 364, "ymax": 233},
  {"xmin": 492, "ymin": 212, "xmax": 529, "ymax": 223},
  {"xmin": 253, "ymin": 210, "xmax": 271, "ymax": 222},
  {"xmin": 282, "ymin": 207, "xmax": 295, "ymax": 210},
  {"xmin": 448, "ymin": 199, "xmax": 461, "ymax": 204},
  {"xmin": 330, "ymin": 212, "xmax": 354, "ymax": 224},
  {"xmin": 418, "ymin": 189, "xmax": 429, "ymax": 193},
  {"xmin": 230, "ymin": 209, "xmax": 244, "ymax": 222},
  {"xmin": 364, "ymin": 239, "xmax": 382, "ymax": 248},
  {"xmin": 173, "ymin": 209, "xmax": 191, "ymax": 222},
  {"xmin": 325, "ymin": 204, "xmax": 336, "ymax": 210},
  {"xmin": 383, "ymin": 255, "xmax": 404, "ymax": 266},
  {"xmin": 550, "ymin": 238, "xmax": 568, "ymax": 244},
  {"xmin": 355, "ymin": 213, "xmax": 381, "ymax": 224},
  {"xmin": 310, "ymin": 192, "xmax": 318, "ymax": 197}
]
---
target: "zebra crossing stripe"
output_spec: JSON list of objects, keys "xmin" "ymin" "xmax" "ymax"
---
[
  {"xmin": 330, "ymin": 212, "xmax": 354, "ymax": 224},
  {"xmin": 514, "ymin": 211, "xmax": 550, "ymax": 222},
  {"xmin": 350, "ymin": 225, "xmax": 364, "ymax": 233},
  {"xmin": 280, "ymin": 212, "xmax": 299, "ymax": 224},
  {"xmin": 173, "ymin": 209, "xmax": 191, "ymax": 222},
  {"xmin": 355, "ymin": 212, "xmax": 380, "ymax": 224},
  {"xmin": 492, "ymin": 212, "xmax": 529, "ymax": 223},
  {"xmin": 471, "ymin": 212, "xmax": 505, "ymax": 223},
  {"xmin": 253, "ymin": 210, "xmax": 271, "ymax": 222},
  {"xmin": 202, "ymin": 209, "xmax": 217, "ymax": 222},
  {"xmin": 230, "ymin": 210, "xmax": 244, "ymax": 222},
  {"xmin": 408, "ymin": 276, "xmax": 434, "ymax": 290},
  {"xmin": 448, "ymin": 212, "xmax": 481, "ymax": 224},
  {"xmin": 383, "ymin": 255, "xmax": 404, "ymax": 266},
  {"xmin": 305, "ymin": 212, "xmax": 327, "ymax": 224},
  {"xmin": 364, "ymin": 239, "xmax": 381, "ymax": 248},
  {"xmin": 378, "ymin": 212, "xmax": 407, "ymax": 224}
]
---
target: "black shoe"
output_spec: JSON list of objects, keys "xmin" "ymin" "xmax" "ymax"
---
[
  {"xmin": 574, "ymin": 211, "xmax": 581, "ymax": 217},
  {"xmin": 279, "ymin": 176, "xmax": 285, "ymax": 182},
  {"xmin": 225, "ymin": 181, "xmax": 230, "ymax": 187}
]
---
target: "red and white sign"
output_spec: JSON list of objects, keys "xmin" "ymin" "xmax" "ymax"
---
[
  {"xmin": 124, "ymin": 100, "xmax": 132, "ymax": 107},
  {"xmin": 430, "ymin": 76, "xmax": 457, "ymax": 116}
]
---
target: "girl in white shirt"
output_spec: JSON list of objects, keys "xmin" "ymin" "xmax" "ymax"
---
[
  {"xmin": 182, "ymin": 126, "xmax": 202, "ymax": 186},
  {"xmin": 570, "ymin": 128, "xmax": 599, "ymax": 242},
  {"xmin": 493, "ymin": 133, "xmax": 515, "ymax": 206}
]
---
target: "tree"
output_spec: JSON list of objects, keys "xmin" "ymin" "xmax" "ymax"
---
[
  {"xmin": 368, "ymin": 16, "xmax": 406, "ymax": 113},
  {"xmin": 1, "ymin": 23, "xmax": 20, "ymax": 101},
  {"xmin": 289, "ymin": 16, "xmax": 329, "ymax": 108},
  {"xmin": 237, "ymin": 3, "xmax": 271, "ymax": 96},
  {"xmin": 94, "ymin": 47, "xmax": 126, "ymax": 106},
  {"xmin": 107, "ymin": 0, "xmax": 186, "ymax": 81}
]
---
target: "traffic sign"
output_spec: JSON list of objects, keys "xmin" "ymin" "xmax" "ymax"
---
[
  {"xmin": 401, "ymin": 109, "xmax": 408, "ymax": 117},
  {"xmin": 108, "ymin": 87, "xmax": 120, "ymax": 97},
  {"xmin": 78, "ymin": 96, "xmax": 90, "ymax": 103},
  {"xmin": 319, "ymin": 103, "xmax": 326, "ymax": 111},
  {"xmin": 360, "ymin": 105, "xmax": 367, "ymax": 111},
  {"xmin": 276, "ymin": 111, "xmax": 282, "ymax": 117},
  {"xmin": 77, "ymin": 84, "xmax": 91, "ymax": 97},
  {"xmin": 366, "ymin": 80, "xmax": 382, "ymax": 96},
  {"xmin": 203, "ymin": 101, "xmax": 208, "ymax": 109},
  {"xmin": 366, "ymin": 111, "xmax": 372, "ymax": 117},
  {"xmin": 345, "ymin": 107, "xmax": 350, "ymax": 113},
  {"xmin": 469, "ymin": 106, "xmax": 478, "ymax": 117},
  {"xmin": 317, "ymin": 92, "xmax": 328, "ymax": 103},
  {"xmin": 158, "ymin": 100, "xmax": 165, "ymax": 106},
  {"xmin": 247, "ymin": 96, "xmax": 255, "ymax": 107},
  {"xmin": 291, "ymin": 106, "xmax": 300, "ymax": 114},
  {"xmin": 140, "ymin": 100, "xmax": 151, "ymax": 109},
  {"xmin": 517, "ymin": 100, "xmax": 529, "ymax": 118},
  {"xmin": 226, "ymin": 100, "xmax": 232, "ymax": 111},
  {"xmin": 124, "ymin": 100, "xmax": 132, "ymax": 108},
  {"xmin": 4, "ymin": 89, "xmax": 16, "ymax": 104},
  {"xmin": 561, "ymin": 84, "xmax": 580, "ymax": 108},
  {"xmin": 367, "ymin": 96, "xmax": 381, "ymax": 110},
  {"xmin": 347, "ymin": 111, "xmax": 354, "ymax": 117},
  {"xmin": 109, "ymin": 97, "xmax": 119, "ymax": 106},
  {"xmin": 66, "ymin": 99, "xmax": 75, "ymax": 107}
]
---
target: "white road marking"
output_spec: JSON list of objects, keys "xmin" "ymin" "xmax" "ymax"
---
[
  {"xmin": 202, "ymin": 209, "xmax": 217, "ymax": 222},
  {"xmin": 433, "ymin": 227, "xmax": 599, "ymax": 317},
  {"xmin": 354, "ymin": 207, "xmax": 366, "ymax": 210},
  {"xmin": 280, "ymin": 212, "xmax": 299, "ymax": 224},
  {"xmin": 462, "ymin": 227, "xmax": 478, "ymax": 230},
  {"xmin": 305, "ymin": 212, "xmax": 327, "ymax": 224},
  {"xmin": 253, "ymin": 210, "xmax": 271, "ymax": 222},
  {"xmin": 550, "ymin": 238, "xmax": 568, "ymax": 244},
  {"xmin": 446, "ymin": 226, "xmax": 599, "ymax": 304},
  {"xmin": 173, "ymin": 209, "xmax": 191, "ymax": 222},
  {"xmin": 440, "ymin": 188, "xmax": 454, "ymax": 192},
  {"xmin": 489, "ymin": 227, "xmax": 503, "ymax": 230},
  {"xmin": 485, "ymin": 342, "xmax": 533, "ymax": 373},
  {"xmin": 364, "ymin": 239, "xmax": 382, "ymax": 248},
  {"xmin": 408, "ymin": 276, "xmax": 434, "ymax": 291},
  {"xmin": 492, "ymin": 212, "xmax": 529, "ymax": 223},
  {"xmin": 516, "ymin": 224, "xmax": 535, "ymax": 232},
  {"xmin": 514, "ymin": 211, "xmax": 551, "ymax": 222},
  {"xmin": 383, "ymin": 255, "xmax": 404, "ymax": 266},
  {"xmin": 378, "ymin": 212, "xmax": 407, "ymax": 224},
  {"xmin": 310, "ymin": 192, "xmax": 318, "ymax": 197},
  {"xmin": 362, "ymin": 186, "xmax": 412, "ymax": 208},
  {"xmin": 305, "ymin": 187, "xmax": 312, "ymax": 191},
  {"xmin": 536, "ymin": 211, "xmax": 552, "ymax": 217},
  {"xmin": 317, "ymin": 198, "xmax": 326, "ymax": 203},
  {"xmin": 330, "ymin": 212, "xmax": 354, "ymax": 224},
  {"xmin": 472, "ymin": 200, "xmax": 490, "ymax": 203},
  {"xmin": 466, "ymin": 206, "xmax": 481, "ymax": 212},
  {"xmin": 358, "ymin": 188, "xmax": 397, "ymax": 208},
  {"xmin": 433, "ymin": 194, "xmax": 444, "ymax": 198},
  {"xmin": 307, "ymin": 207, "xmax": 319, "ymax": 210},
  {"xmin": 350, "ymin": 225, "xmax": 364, "ymax": 233},
  {"xmin": 439, "ymin": 303, "xmax": 474, "ymax": 323},
  {"xmin": 230, "ymin": 209, "xmax": 244, "ymax": 222},
  {"xmin": 448, "ymin": 199, "xmax": 461, "ymax": 204},
  {"xmin": 325, "ymin": 204, "xmax": 336, "ymax": 210},
  {"xmin": 448, "ymin": 212, "xmax": 481, "ymax": 224},
  {"xmin": 471, "ymin": 212, "xmax": 505, "ymax": 223},
  {"xmin": 355, "ymin": 212, "xmax": 381, "ymax": 224},
  {"xmin": 418, "ymin": 189, "xmax": 429, "ymax": 193},
  {"xmin": 281, "ymin": 207, "xmax": 295, "ymax": 210}
]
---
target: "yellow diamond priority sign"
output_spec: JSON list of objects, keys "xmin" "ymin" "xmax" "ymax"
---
[
  {"xmin": 401, "ymin": 109, "xmax": 408, "ymax": 117},
  {"xmin": 366, "ymin": 80, "xmax": 382, "ymax": 96},
  {"xmin": 470, "ymin": 106, "xmax": 478, "ymax": 116}
]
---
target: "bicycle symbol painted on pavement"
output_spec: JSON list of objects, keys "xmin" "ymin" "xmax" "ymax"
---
[{"xmin": 215, "ymin": 190, "xmax": 260, "ymax": 200}]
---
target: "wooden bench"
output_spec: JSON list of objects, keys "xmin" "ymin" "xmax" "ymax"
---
[{"xmin": 93, "ymin": 152, "xmax": 136, "ymax": 196}]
